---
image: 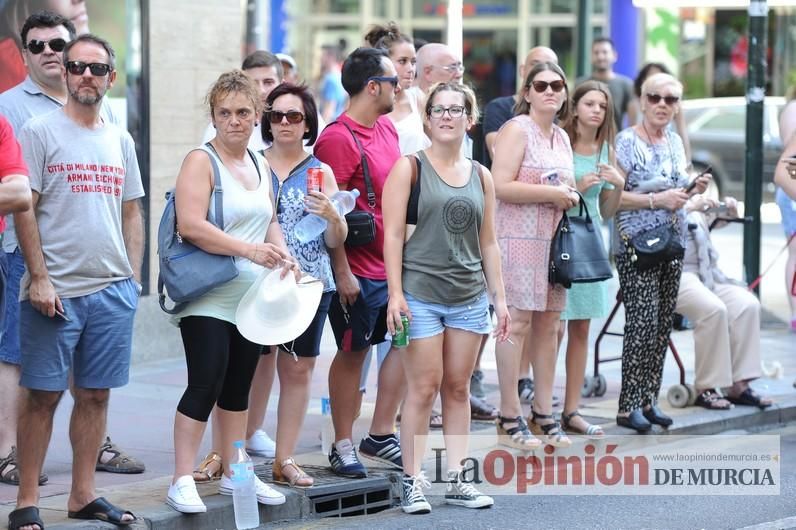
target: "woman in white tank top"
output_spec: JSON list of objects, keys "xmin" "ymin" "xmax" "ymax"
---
[{"xmin": 365, "ymin": 22, "xmax": 430, "ymax": 155}]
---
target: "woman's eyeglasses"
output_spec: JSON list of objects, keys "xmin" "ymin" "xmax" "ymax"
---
[
  {"xmin": 66, "ymin": 61, "xmax": 112, "ymax": 76},
  {"xmin": 429, "ymin": 105, "xmax": 466, "ymax": 119},
  {"xmin": 266, "ymin": 110, "xmax": 305, "ymax": 124},
  {"xmin": 646, "ymin": 93, "xmax": 680, "ymax": 106},
  {"xmin": 530, "ymin": 80, "xmax": 566, "ymax": 93},
  {"xmin": 26, "ymin": 38, "xmax": 67, "ymax": 54}
]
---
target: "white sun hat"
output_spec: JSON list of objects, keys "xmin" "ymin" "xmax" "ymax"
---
[{"xmin": 235, "ymin": 268, "xmax": 323, "ymax": 346}]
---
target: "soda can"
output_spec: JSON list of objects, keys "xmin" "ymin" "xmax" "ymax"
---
[
  {"xmin": 307, "ymin": 167, "xmax": 323, "ymax": 194},
  {"xmin": 392, "ymin": 314, "xmax": 410, "ymax": 348}
]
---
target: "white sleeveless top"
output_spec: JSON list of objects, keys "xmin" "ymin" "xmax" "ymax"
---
[
  {"xmin": 392, "ymin": 89, "xmax": 431, "ymax": 155},
  {"xmin": 173, "ymin": 146, "xmax": 273, "ymax": 325}
]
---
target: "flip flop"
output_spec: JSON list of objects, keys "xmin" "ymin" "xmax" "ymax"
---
[
  {"xmin": 8, "ymin": 506, "xmax": 44, "ymax": 530},
  {"xmin": 67, "ymin": 497, "xmax": 136, "ymax": 526}
]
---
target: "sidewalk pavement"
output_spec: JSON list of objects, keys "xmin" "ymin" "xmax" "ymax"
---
[{"xmin": 2, "ymin": 308, "xmax": 794, "ymax": 529}]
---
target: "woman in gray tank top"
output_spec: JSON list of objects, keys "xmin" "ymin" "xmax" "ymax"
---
[{"xmin": 383, "ymin": 82, "xmax": 510, "ymax": 515}]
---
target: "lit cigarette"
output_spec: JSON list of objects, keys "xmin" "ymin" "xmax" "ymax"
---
[{"xmin": 506, "ymin": 337, "xmax": 516, "ymax": 345}]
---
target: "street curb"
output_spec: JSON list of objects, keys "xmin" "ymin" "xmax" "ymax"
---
[{"xmin": 40, "ymin": 398, "xmax": 796, "ymax": 529}]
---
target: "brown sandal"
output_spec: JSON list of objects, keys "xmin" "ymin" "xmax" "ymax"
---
[
  {"xmin": 272, "ymin": 457, "xmax": 313, "ymax": 488},
  {"xmin": 0, "ymin": 446, "xmax": 48, "ymax": 486},
  {"xmin": 192, "ymin": 451, "xmax": 223, "ymax": 483}
]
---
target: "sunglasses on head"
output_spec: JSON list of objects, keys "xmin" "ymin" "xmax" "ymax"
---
[
  {"xmin": 530, "ymin": 80, "xmax": 566, "ymax": 93},
  {"xmin": 366, "ymin": 75, "xmax": 399, "ymax": 88},
  {"xmin": 26, "ymin": 38, "xmax": 67, "ymax": 54},
  {"xmin": 266, "ymin": 110, "xmax": 305, "ymax": 124},
  {"xmin": 66, "ymin": 61, "xmax": 112, "ymax": 76},
  {"xmin": 646, "ymin": 93, "xmax": 680, "ymax": 106}
]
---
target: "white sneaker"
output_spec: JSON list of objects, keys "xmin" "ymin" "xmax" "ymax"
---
[
  {"xmin": 246, "ymin": 429, "xmax": 276, "ymax": 458},
  {"xmin": 167, "ymin": 475, "xmax": 206, "ymax": 513},
  {"xmin": 219, "ymin": 474, "xmax": 286, "ymax": 506}
]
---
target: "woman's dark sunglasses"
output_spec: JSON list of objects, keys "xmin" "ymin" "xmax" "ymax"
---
[
  {"xmin": 530, "ymin": 80, "xmax": 566, "ymax": 93},
  {"xmin": 646, "ymin": 93, "xmax": 680, "ymax": 106},
  {"xmin": 26, "ymin": 38, "xmax": 67, "ymax": 54},
  {"xmin": 266, "ymin": 110, "xmax": 305, "ymax": 124},
  {"xmin": 66, "ymin": 61, "xmax": 112, "ymax": 76}
]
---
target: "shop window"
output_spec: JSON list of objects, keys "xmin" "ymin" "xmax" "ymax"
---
[
  {"xmin": 533, "ymin": 0, "xmax": 605, "ymax": 14},
  {"xmin": 413, "ymin": 0, "xmax": 518, "ymax": 17}
]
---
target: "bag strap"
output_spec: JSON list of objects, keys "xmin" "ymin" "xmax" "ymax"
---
[
  {"xmin": 202, "ymin": 142, "xmax": 226, "ymax": 230},
  {"xmin": 158, "ymin": 275, "xmax": 184, "ymax": 314},
  {"xmin": 329, "ymin": 120, "xmax": 376, "ymax": 209}
]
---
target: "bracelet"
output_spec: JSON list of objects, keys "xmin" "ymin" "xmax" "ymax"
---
[{"xmin": 648, "ymin": 193, "xmax": 655, "ymax": 210}]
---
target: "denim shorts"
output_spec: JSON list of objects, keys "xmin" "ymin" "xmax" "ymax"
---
[
  {"xmin": 404, "ymin": 291, "xmax": 492, "ymax": 340},
  {"xmin": 776, "ymin": 187, "xmax": 796, "ymax": 237},
  {"xmin": 328, "ymin": 276, "xmax": 389, "ymax": 353},
  {"xmin": 19, "ymin": 278, "xmax": 139, "ymax": 391},
  {"xmin": 0, "ymin": 249, "xmax": 24, "ymax": 365}
]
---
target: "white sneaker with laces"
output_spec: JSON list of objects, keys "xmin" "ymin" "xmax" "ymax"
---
[
  {"xmin": 219, "ymin": 474, "xmax": 286, "ymax": 505},
  {"xmin": 246, "ymin": 429, "xmax": 276, "ymax": 458},
  {"xmin": 167, "ymin": 475, "xmax": 206, "ymax": 513}
]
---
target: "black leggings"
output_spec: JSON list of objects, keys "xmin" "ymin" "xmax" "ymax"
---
[{"xmin": 177, "ymin": 316, "xmax": 263, "ymax": 421}]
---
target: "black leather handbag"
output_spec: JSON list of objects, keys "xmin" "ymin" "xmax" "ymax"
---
[
  {"xmin": 548, "ymin": 193, "xmax": 613, "ymax": 288},
  {"xmin": 622, "ymin": 217, "xmax": 685, "ymax": 271},
  {"xmin": 332, "ymin": 120, "xmax": 377, "ymax": 247}
]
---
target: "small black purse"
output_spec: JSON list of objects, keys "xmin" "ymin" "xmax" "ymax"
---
[
  {"xmin": 621, "ymin": 216, "xmax": 684, "ymax": 271},
  {"xmin": 333, "ymin": 120, "xmax": 377, "ymax": 247},
  {"xmin": 549, "ymin": 192, "xmax": 613, "ymax": 288}
]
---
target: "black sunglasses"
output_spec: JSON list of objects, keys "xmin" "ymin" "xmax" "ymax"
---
[
  {"xmin": 66, "ymin": 61, "xmax": 112, "ymax": 76},
  {"xmin": 266, "ymin": 110, "xmax": 305, "ymax": 124},
  {"xmin": 26, "ymin": 38, "xmax": 67, "ymax": 54},
  {"xmin": 530, "ymin": 80, "xmax": 566, "ymax": 93},
  {"xmin": 646, "ymin": 93, "xmax": 680, "ymax": 106},
  {"xmin": 366, "ymin": 75, "xmax": 399, "ymax": 88}
]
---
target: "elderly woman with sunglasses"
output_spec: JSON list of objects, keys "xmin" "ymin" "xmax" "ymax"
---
[
  {"xmin": 612, "ymin": 73, "xmax": 710, "ymax": 433},
  {"xmin": 491, "ymin": 62, "xmax": 578, "ymax": 449},
  {"xmin": 260, "ymin": 83, "xmax": 346, "ymax": 487}
]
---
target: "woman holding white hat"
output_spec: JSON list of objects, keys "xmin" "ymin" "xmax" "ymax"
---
[
  {"xmin": 166, "ymin": 70, "xmax": 299, "ymax": 514},
  {"xmin": 257, "ymin": 82, "xmax": 346, "ymax": 487}
]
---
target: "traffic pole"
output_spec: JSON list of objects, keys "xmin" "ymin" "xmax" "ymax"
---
[
  {"xmin": 743, "ymin": 0, "xmax": 768, "ymax": 296},
  {"xmin": 576, "ymin": 0, "xmax": 593, "ymax": 79}
]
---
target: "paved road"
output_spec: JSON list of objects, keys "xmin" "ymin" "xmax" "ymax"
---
[{"xmin": 269, "ymin": 424, "xmax": 796, "ymax": 530}]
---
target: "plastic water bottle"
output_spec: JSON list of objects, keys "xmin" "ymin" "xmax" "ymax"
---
[
  {"xmin": 320, "ymin": 396, "xmax": 334, "ymax": 455},
  {"xmin": 230, "ymin": 440, "xmax": 259, "ymax": 530},
  {"xmin": 294, "ymin": 188, "xmax": 360, "ymax": 243}
]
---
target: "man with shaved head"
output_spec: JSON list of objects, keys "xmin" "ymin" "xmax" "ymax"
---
[{"xmin": 482, "ymin": 46, "xmax": 558, "ymax": 165}]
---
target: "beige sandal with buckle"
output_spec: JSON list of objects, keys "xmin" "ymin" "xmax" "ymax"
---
[
  {"xmin": 272, "ymin": 457, "xmax": 313, "ymax": 488},
  {"xmin": 193, "ymin": 451, "xmax": 223, "ymax": 483}
]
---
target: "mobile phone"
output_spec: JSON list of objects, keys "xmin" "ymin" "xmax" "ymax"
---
[
  {"xmin": 685, "ymin": 166, "xmax": 712, "ymax": 193},
  {"xmin": 541, "ymin": 170, "xmax": 560, "ymax": 185},
  {"xmin": 55, "ymin": 309, "xmax": 71, "ymax": 322}
]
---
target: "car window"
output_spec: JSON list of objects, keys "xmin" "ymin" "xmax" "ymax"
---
[{"xmin": 701, "ymin": 109, "xmax": 744, "ymax": 131}]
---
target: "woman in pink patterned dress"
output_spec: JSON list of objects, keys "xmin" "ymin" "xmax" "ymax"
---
[{"xmin": 491, "ymin": 62, "xmax": 578, "ymax": 448}]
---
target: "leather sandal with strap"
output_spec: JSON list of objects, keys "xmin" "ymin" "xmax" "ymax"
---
[
  {"xmin": 496, "ymin": 415, "xmax": 541, "ymax": 451},
  {"xmin": 272, "ymin": 457, "xmax": 313, "ymax": 488},
  {"xmin": 529, "ymin": 409, "xmax": 572, "ymax": 448},
  {"xmin": 0, "ymin": 446, "xmax": 48, "ymax": 486},
  {"xmin": 561, "ymin": 410, "xmax": 604, "ymax": 438},
  {"xmin": 193, "ymin": 451, "xmax": 223, "ymax": 483}
]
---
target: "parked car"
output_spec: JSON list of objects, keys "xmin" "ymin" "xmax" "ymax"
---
[{"xmin": 682, "ymin": 97, "xmax": 784, "ymax": 202}]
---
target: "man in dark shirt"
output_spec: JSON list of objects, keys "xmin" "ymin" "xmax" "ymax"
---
[
  {"xmin": 580, "ymin": 37, "xmax": 638, "ymax": 130},
  {"xmin": 482, "ymin": 46, "xmax": 558, "ymax": 167}
]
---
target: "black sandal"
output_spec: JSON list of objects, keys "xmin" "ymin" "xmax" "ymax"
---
[
  {"xmin": 561, "ymin": 410, "xmax": 604, "ymax": 437},
  {"xmin": 529, "ymin": 409, "xmax": 572, "ymax": 448},
  {"xmin": 726, "ymin": 388, "xmax": 773, "ymax": 409},
  {"xmin": 694, "ymin": 389, "xmax": 733, "ymax": 410},
  {"xmin": 67, "ymin": 497, "xmax": 136, "ymax": 526},
  {"xmin": 496, "ymin": 415, "xmax": 541, "ymax": 450},
  {"xmin": 8, "ymin": 506, "xmax": 44, "ymax": 530}
]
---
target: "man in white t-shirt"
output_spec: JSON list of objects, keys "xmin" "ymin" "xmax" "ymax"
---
[{"xmin": 9, "ymin": 34, "xmax": 144, "ymax": 530}]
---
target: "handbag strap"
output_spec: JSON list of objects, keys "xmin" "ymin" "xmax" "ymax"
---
[
  {"xmin": 330, "ymin": 120, "xmax": 377, "ymax": 209},
  {"xmin": 202, "ymin": 142, "xmax": 226, "ymax": 230}
]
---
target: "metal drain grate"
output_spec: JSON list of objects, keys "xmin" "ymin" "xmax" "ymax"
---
[{"xmin": 254, "ymin": 463, "xmax": 400, "ymax": 518}]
